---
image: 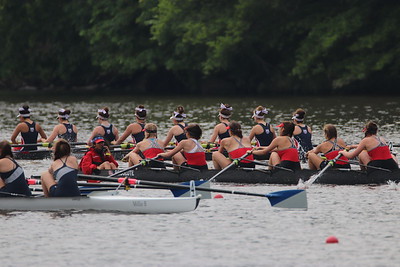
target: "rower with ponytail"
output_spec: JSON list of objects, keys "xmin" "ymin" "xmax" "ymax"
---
[{"xmin": 115, "ymin": 105, "xmax": 148, "ymax": 145}]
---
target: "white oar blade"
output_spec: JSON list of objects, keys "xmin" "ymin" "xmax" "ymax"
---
[{"xmin": 266, "ymin": 189, "xmax": 307, "ymax": 210}]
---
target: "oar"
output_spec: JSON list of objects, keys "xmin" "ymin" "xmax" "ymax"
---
[
  {"xmin": 11, "ymin": 142, "xmax": 87, "ymax": 148},
  {"xmin": 110, "ymin": 143, "xmax": 136, "ymax": 149},
  {"xmin": 304, "ymin": 153, "xmax": 343, "ymax": 186},
  {"xmin": 336, "ymin": 159, "xmax": 392, "ymax": 172},
  {"xmin": 240, "ymin": 158, "xmax": 294, "ymax": 172},
  {"xmin": 149, "ymin": 158, "xmax": 201, "ymax": 172},
  {"xmin": 173, "ymin": 151, "xmax": 253, "ymax": 199},
  {"xmin": 129, "ymin": 178, "xmax": 308, "ymax": 209},
  {"xmin": 108, "ymin": 158, "xmax": 154, "ymax": 178}
]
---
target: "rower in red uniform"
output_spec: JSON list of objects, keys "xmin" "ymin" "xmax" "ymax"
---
[
  {"xmin": 79, "ymin": 136, "xmax": 118, "ymax": 175},
  {"xmin": 115, "ymin": 105, "xmax": 147, "ymax": 145},
  {"xmin": 208, "ymin": 103, "xmax": 232, "ymax": 143},
  {"xmin": 158, "ymin": 124, "xmax": 207, "ymax": 170},
  {"xmin": 88, "ymin": 107, "xmax": 119, "ymax": 145},
  {"xmin": 128, "ymin": 123, "xmax": 165, "ymax": 168},
  {"xmin": 163, "ymin": 106, "xmax": 188, "ymax": 146},
  {"xmin": 44, "ymin": 108, "xmax": 78, "ymax": 143},
  {"xmin": 212, "ymin": 121, "xmax": 254, "ymax": 170},
  {"xmin": 252, "ymin": 121, "xmax": 301, "ymax": 171},
  {"xmin": 10, "ymin": 105, "xmax": 47, "ymax": 151},
  {"xmin": 307, "ymin": 124, "xmax": 350, "ymax": 170},
  {"xmin": 340, "ymin": 121, "xmax": 398, "ymax": 173}
]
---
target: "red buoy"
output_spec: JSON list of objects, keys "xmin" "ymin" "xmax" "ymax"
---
[
  {"xmin": 214, "ymin": 194, "xmax": 224, "ymax": 199},
  {"xmin": 326, "ymin": 236, "xmax": 339, "ymax": 243}
]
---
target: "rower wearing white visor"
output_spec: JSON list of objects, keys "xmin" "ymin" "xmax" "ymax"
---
[
  {"xmin": 88, "ymin": 107, "xmax": 119, "ymax": 145},
  {"xmin": 163, "ymin": 106, "xmax": 187, "ymax": 146},
  {"xmin": 208, "ymin": 103, "xmax": 232, "ymax": 143},
  {"xmin": 10, "ymin": 105, "xmax": 47, "ymax": 151},
  {"xmin": 249, "ymin": 106, "xmax": 276, "ymax": 147},
  {"xmin": 43, "ymin": 108, "xmax": 78, "ymax": 143},
  {"xmin": 292, "ymin": 108, "xmax": 313, "ymax": 152},
  {"xmin": 115, "ymin": 105, "xmax": 147, "ymax": 145}
]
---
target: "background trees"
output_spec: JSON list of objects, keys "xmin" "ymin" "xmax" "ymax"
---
[{"xmin": 0, "ymin": 0, "xmax": 399, "ymax": 94}]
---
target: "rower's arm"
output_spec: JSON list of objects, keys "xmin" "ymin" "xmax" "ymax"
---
[
  {"xmin": 36, "ymin": 123, "xmax": 47, "ymax": 141},
  {"xmin": 158, "ymin": 141, "xmax": 184, "ymax": 158},
  {"xmin": 115, "ymin": 125, "xmax": 132, "ymax": 145},
  {"xmin": 113, "ymin": 126, "xmax": 119, "ymax": 142},
  {"xmin": 208, "ymin": 125, "xmax": 219, "ymax": 143},
  {"xmin": 163, "ymin": 128, "xmax": 174, "ymax": 147},
  {"xmin": 252, "ymin": 139, "xmax": 278, "ymax": 156},
  {"xmin": 45, "ymin": 125, "xmax": 59, "ymax": 143},
  {"xmin": 10, "ymin": 124, "xmax": 22, "ymax": 143}
]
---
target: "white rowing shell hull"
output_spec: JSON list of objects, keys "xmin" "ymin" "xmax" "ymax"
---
[{"xmin": 0, "ymin": 195, "xmax": 201, "ymax": 214}]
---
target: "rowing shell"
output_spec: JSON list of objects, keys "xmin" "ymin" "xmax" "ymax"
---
[
  {"xmin": 13, "ymin": 149, "xmax": 131, "ymax": 160},
  {"xmin": 87, "ymin": 168, "xmax": 400, "ymax": 185},
  {"xmin": 0, "ymin": 194, "xmax": 201, "ymax": 214}
]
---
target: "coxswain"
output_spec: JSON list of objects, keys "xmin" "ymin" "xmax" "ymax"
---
[
  {"xmin": 306, "ymin": 124, "xmax": 350, "ymax": 170},
  {"xmin": 163, "ymin": 106, "xmax": 187, "ymax": 146},
  {"xmin": 40, "ymin": 139, "xmax": 80, "ymax": 197},
  {"xmin": 158, "ymin": 124, "xmax": 208, "ymax": 170},
  {"xmin": 128, "ymin": 123, "xmax": 165, "ymax": 168},
  {"xmin": 212, "ymin": 121, "xmax": 254, "ymax": 170},
  {"xmin": 10, "ymin": 105, "xmax": 47, "ymax": 151},
  {"xmin": 115, "ymin": 105, "xmax": 147, "ymax": 145},
  {"xmin": 87, "ymin": 107, "xmax": 119, "ymax": 145},
  {"xmin": 292, "ymin": 108, "xmax": 313, "ymax": 152},
  {"xmin": 249, "ymin": 105, "xmax": 276, "ymax": 159},
  {"xmin": 44, "ymin": 108, "xmax": 78, "ymax": 143},
  {"xmin": 79, "ymin": 136, "xmax": 119, "ymax": 175},
  {"xmin": 252, "ymin": 121, "xmax": 301, "ymax": 171},
  {"xmin": 208, "ymin": 103, "xmax": 232, "ymax": 143},
  {"xmin": 0, "ymin": 141, "xmax": 32, "ymax": 197},
  {"xmin": 340, "ymin": 121, "xmax": 398, "ymax": 173}
]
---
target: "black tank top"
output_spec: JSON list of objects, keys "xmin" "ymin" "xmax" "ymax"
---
[
  {"xmin": 58, "ymin": 123, "xmax": 77, "ymax": 142},
  {"xmin": 0, "ymin": 158, "xmax": 31, "ymax": 196},
  {"xmin": 255, "ymin": 123, "xmax": 273, "ymax": 146},
  {"xmin": 131, "ymin": 123, "xmax": 145, "ymax": 143},
  {"xmin": 21, "ymin": 121, "xmax": 38, "ymax": 151},
  {"xmin": 218, "ymin": 122, "xmax": 230, "ymax": 140},
  {"xmin": 174, "ymin": 123, "xmax": 187, "ymax": 143},
  {"xmin": 52, "ymin": 158, "xmax": 80, "ymax": 197},
  {"xmin": 294, "ymin": 125, "xmax": 313, "ymax": 152},
  {"xmin": 101, "ymin": 124, "xmax": 116, "ymax": 143}
]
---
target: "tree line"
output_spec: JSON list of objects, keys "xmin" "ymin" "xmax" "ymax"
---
[{"xmin": 0, "ymin": 0, "xmax": 399, "ymax": 95}]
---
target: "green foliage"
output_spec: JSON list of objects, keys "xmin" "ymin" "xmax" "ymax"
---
[{"xmin": 0, "ymin": 0, "xmax": 399, "ymax": 93}]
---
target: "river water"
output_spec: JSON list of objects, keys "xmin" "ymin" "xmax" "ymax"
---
[{"xmin": 1, "ymin": 95, "xmax": 400, "ymax": 266}]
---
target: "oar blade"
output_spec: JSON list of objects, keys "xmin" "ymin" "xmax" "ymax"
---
[
  {"xmin": 171, "ymin": 180, "xmax": 212, "ymax": 199},
  {"xmin": 266, "ymin": 189, "xmax": 307, "ymax": 210}
]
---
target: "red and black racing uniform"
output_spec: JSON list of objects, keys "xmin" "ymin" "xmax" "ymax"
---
[
  {"xmin": 321, "ymin": 139, "xmax": 350, "ymax": 169},
  {"xmin": 366, "ymin": 137, "xmax": 398, "ymax": 173},
  {"xmin": 276, "ymin": 137, "xmax": 301, "ymax": 171},
  {"xmin": 228, "ymin": 137, "xmax": 254, "ymax": 168}
]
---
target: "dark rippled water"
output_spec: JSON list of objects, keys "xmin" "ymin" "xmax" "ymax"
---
[{"xmin": 1, "ymin": 96, "xmax": 400, "ymax": 266}]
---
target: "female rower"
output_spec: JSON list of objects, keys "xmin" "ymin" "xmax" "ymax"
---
[
  {"xmin": 306, "ymin": 124, "xmax": 350, "ymax": 170},
  {"xmin": 88, "ymin": 107, "xmax": 119, "ymax": 145},
  {"xmin": 252, "ymin": 121, "xmax": 301, "ymax": 171},
  {"xmin": 79, "ymin": 136, "xmax": 119, "ymax": 175},
  {"xmin": 44, "ymin": 108, "xmax": 78, "ymax": 143},
  {"xmin": 163, "ymin": 106, "xmax": 187, "ymax": 146},
  {"xmin": 158, "ymin": 124, "xmax": 207, "ymax": 170},
  {"xmin": 11, "ymin": 105, "xmax": 47, "ymax": 151},
  {"xmin": 128, "ymin": 123, "xmax": 165, "ymax": 168},
  {"xmin": 115, "ymin": 105, "xmax": 147, "ymax": 145},
  {"xmin": 249, "ymin": 106, "xmax": 276, "ymax": 158},
  {"xmin": 0, "ymin": 141, "xmax": 32, "ymax": 197},
  {"xmin": 208, "ymin": 103, "xmax": 232, "ymax": 143},
  {"xmin": 292, "ymin": 108, "xmax": 313, "ymax": 152},
  {"xmin": 340, "ymin": 121, "xmax": 398, "ymax": 172},
  {"xmin": 212, "ymin": 121, "xmax": 254, "ymax": 170},
  {"xmin": 41, "ymin": 139, "xmax": 80, "ymax": 197}
]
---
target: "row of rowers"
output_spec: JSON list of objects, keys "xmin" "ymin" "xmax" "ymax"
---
[
  {"xmin": 12, "ymin": 104, "xmax": 313, "ymax": 149},
  {"xmin": 11, "ymin": 104, "xmax": 399, "ymax": 173}
]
